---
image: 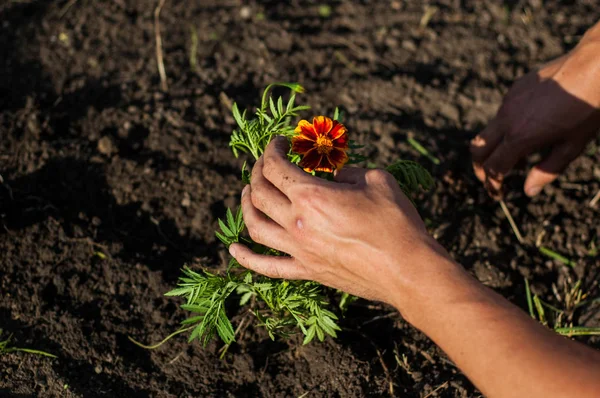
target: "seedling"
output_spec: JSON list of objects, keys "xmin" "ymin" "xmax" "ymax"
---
[
  {"xmin": 538, "ymin": 246, "xmax": 575, "ymax": 268},
  {"xmin": 524, "ymin": 279, "xmax": 600, "ymax": 337},
  {"xmin": 160, "ymin": 83, "xmax": 433, "ymax": 349},
  {"xmin": 407, "ymin": 137, "xmax": 440, "ymax": 165},
  {"xmin": 0, "ymin": 329, "xmax": 57, "ymax": 358}
]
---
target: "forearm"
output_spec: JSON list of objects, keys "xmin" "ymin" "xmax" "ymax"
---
[
  {"xmin": 581, "ymin": 20, "xmax": 600, "ymax": 43},
  {"xmin": 390, "ymin": 242, "xmax": 600, "ymax": 398}
]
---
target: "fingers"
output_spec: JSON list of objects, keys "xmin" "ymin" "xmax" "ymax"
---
[
  {"xmin": 524, "ymin": 142, "xmax": 584, "ymax": 197},
  {"xmin": 250, "ymin": 157, "xmax": 292, "ymax": 226},
  {"xmin": 333, "ymin": 167, "xmax": 368, "ymax": 184},
  {"xmin": 481, "ymin": 137, "xmax": 530, "ymax": 198},
  {"xmin": 471, "ymin": 118, "xmax": 506, "ymax": 182},
  {"xmin": 262, "ymin": 136, "xmax": 327, "ymax": 196},
  {"xmin": 241, "ymin": 185, "xmax": 292, "ymax": 253},
  {"xmin": 229, "ymin": 243, "xmax": 308, "ymax": 280}
]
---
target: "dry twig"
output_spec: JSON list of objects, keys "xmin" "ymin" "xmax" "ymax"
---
[
  {"xmin": 154, "ymin": 0, "xmax": 168, "ymax": 92},
  {"xmin": 589, "ymin": 190, "xmax": 600, "ymax": 208},
  {"xmin": 499, "ymin": 199, "xmax": 524, "ymax": 244},
  {"xmin": 422, "ymin": 381, "xmax": 449, "ymax": 398}
]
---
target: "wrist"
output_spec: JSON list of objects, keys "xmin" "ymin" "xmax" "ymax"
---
[
  {"xmin": 580, "ymin": 21, "xmax": 600, "ymax": 44},
  {"xmin": 568, "ymin": 40, "xmax": 600, "ymax": 108},
  {"xmin": 384, "ymin": 236, "xmax": 481, "ymax": 330}
]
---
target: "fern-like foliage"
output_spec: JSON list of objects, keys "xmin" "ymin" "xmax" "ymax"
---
[
  {"xmin": 386, "ymin": 160, "xmax": 434, "ymax": 199},
  {"xmin": 166, "ymin": 267, "xmax": 237, "ymax": 346},
  {"xmin": 167, "ymin": 264, "xmax": 340, "ymax": 346},
  {"xmin": 230, "ymin": 83, "xmax": 310, "ymax": 160},
  {"xmin": 214, "ymin": 207, "xmax": 244, "ymax": 247}
]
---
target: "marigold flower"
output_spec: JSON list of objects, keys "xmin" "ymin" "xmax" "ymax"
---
[{"xmin": 291, "ymin": 116, "xmax": 349, "ymax": 173}]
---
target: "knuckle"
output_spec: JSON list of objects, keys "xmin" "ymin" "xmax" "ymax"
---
[
  {"xmin": 366, "ymin": 169, "xmax": 393, "ymax": 185},
  {"xmin": 249, "ymin": 187, "xmax": 265, "ymax": 209},
  {"xmin": 262, "ymin": 156, "xmax": 278, "ymax": 177},
  {"xmin": 247, "ymin": 226, "xmax": 261, "ymax": 243},
  {"xmin": 296, "ymin": 185, "xmax": 324, "ymax": 207},
  {"xmin": 267, "ymin": 264, "xmax": 283, "ymax": 279}
]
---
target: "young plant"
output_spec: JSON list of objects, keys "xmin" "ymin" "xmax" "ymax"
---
[
  {"xmin": 0, "ymin": 329, "xmax": 57, "ymax": 358},
  {"xmin": 524, "ymin": 278, "xmax": 600, "ymax": 337},
  {"xmin": 166, "ymin": 83, "xmax": 433, "ymax": 349}
]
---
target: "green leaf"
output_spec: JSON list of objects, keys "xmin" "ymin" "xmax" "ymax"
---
[
  {"xmin": 524, "ymin": 278, "xmax": 535, "ymax": 319},
  {"xmin": 240, "ymin": 291, "xmax": 254, "ymax": 306},
  {"xmin": 165, "ymin": 287, "xmax": 192, "ymax": 297},
  {"xmin": 181, "ymin": 304, "xmax": 210, "ymax": 314},
  {"xmin": 232, "ymin": 103, "xmax": 245, "ymax": 128},
  {"xmin": 303, "ymin": 325, "xmax": 317, "ymax": 345},
  {"xmin": 218, "ymin": 218, "xmax": 233, "ymax": 237},
  {"xmin": 316, "ymin": 326, "xmax": 325, "ymax": 342},
  {"xmin": 181, "ymin": 316, "xmax": 204, "ymax": 325},
  {"xmin": 269, "ymin": 97, "xmax": 278, "ymax": 118},
  {"xmin": 286, "ymin": 94, "xmax": 296, "ymax": 112},
  {"xmin": 215, "ymin": 231, "xmax": 228, "ymax": 245},
  {"xmin": 277, "ymin": 96, "xmax": 284, "ymax": 116},
  {"xmin": 242, "ymin": 162, "xmax": 251, "ymax": 184},
  {"xmin": 226, "ymin": 208, "xmax": 235, "ymax": 231},
  {"xmin": 216, "ymin": 309, "xmax": 235, "ymax": 344}
]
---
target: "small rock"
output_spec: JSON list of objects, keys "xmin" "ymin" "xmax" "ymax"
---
[
  {"xmin": 401, "ymin": 39, "xmax": 417, "ymax": 52},
  {"xmin": 94, "ymin": 365, "xmax": 103, "ymax": 374},
  {"xmin": 239, "ymin": 6, "xmax": 252, "ymax": 20},
  {"xmin": 97, "ymin": 136, "xmax": 115, "ymax": 155},
  {"xmin": 385, "ymin": 37, "xmax": 398, "ymax": 48},
  {"xmin": 181, "ymin": 192, "xmax": 191, "ymax": 208}
]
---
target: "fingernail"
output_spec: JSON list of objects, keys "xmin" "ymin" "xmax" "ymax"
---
[
  {"xmin": 526, "ymin": 185, "xmax": 542, "ymax": 197},
  {"xmin": 470, "ymin": 136, "xmax": 485, "ymax": 147},
  {"xmin": 241, "ymin": 185, "xmax": 249, "ymax": 197},
  {"xmin": 229, "ymin": 245, "xmax": 236, "ymax": 257}
]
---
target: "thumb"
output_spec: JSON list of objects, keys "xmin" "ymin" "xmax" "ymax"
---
[
  {"xmin": 333, "ymin": 167, "xmax": 368, "ymax": 184},
  {"xmin": 524, "ymin": 142, "xmax": 584, "ymax": 197}
]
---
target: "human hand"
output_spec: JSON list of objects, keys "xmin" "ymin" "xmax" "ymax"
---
[
  {"xmin": 228, "ymin": 137, "xmax": 447, "ymax": 313},
  {"xmin": 471, "ymin": 37, "xmax": 600, "ymax": 198}
]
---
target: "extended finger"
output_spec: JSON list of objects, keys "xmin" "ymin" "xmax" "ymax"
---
[
  {"xmin": 229, "ymin": 243, "xmax": 308, "ymax": 280},
  {"xmin": 250, "ymin": 156, "xmax": 292, "ymax": 226},
  {"xmin": 262, "ymin": 136, "xmax": 330, "ymax": 197},
  {"xmin": 524, "ymin": 142, "xmax": 585, "ymax": 197},
  {"xmin": 482, "ymin": 139, "xmax": 525, "ymax": 198},
  {"xmin": 471, "ymin": 118, "xmax": 506, "ymax": 182}
]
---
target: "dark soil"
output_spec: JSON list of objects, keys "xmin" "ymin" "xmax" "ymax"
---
[{"xmin": 1, "ymin": 1, "xmax": 599, "ymax": 397}]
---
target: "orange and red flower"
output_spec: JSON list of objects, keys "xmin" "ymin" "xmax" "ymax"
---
[{"xmin": 291, "ymin": 116, "xmax": 349, "ymax": 173}]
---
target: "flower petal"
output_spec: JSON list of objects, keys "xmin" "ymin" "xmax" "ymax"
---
[
  {"xmin": 312, "ymin": 116, "xmax": 333, "ymax": 136},
  {"xmin": 333, "ymin": 131, "xmax": 349, "ymax": 149},
  {"xmin": 291, "ymin": 136, "xmax": 316, "ymax": 155},
  {"xmin": 329, "ymin": 121, "xmax": 347, "ymax": 140},
  {"xmin": 294, "ymin": 120, "xmax": 317, "ymax": 141},
  {"xmin": 327, "ymin": 148, "xmax": 349, "ymax": 169},
  {"xmin": 299, "ymin": 148, "xmax": 324, "ymax": 172},
  {"xmin": 313, "ymin": 158, "xmax": 334, "ymax": 173}
]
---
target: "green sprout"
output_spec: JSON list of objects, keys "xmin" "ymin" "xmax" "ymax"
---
[
  {"xmin": 0, "ymin": 329, "xmax": 57, "ymax": 358},
  {"xmin": 524, "ymin": 278, "xmax": 600, "ymax": 337}
]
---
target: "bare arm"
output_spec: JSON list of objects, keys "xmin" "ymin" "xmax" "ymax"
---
[
  {"xmin": 230, "ymin": 137, "xmax": 600, "ymax": 398},
  {"xmin": 395, "ymin": 248, "xmax": 600, "ymax": 398}
]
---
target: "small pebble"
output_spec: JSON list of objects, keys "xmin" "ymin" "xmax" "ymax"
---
[{"xmin": 240, "ymin": 6, "xmax": 252, "ymax": 20}]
